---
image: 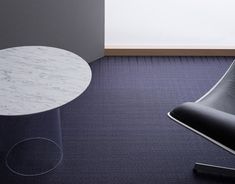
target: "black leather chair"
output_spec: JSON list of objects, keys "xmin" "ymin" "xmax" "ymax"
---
[{"xmin": 168, "ymin": 61, "xmax": 235, "ymax": 178}]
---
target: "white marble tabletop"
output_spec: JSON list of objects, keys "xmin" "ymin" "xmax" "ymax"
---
[{"xmin": 0, "ymin": 46, "xmax": 92, "ymax": 116}]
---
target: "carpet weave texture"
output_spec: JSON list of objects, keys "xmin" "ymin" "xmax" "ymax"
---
[{"xmin": 1, "ymin": 56, "xmax": 235, "ymax": 184}]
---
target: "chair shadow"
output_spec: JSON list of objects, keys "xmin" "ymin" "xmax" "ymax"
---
[{"xmin": 193, "ymin": 171, "xmax": 235, "ymax": 184}]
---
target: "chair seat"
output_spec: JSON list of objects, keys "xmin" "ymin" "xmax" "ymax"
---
[
  {"xmin": 169, "ymin": 61, "xmax": 235, "ymax": 154},
  {"xmin": 168, "ymin": 60, "xmax": 235, "ymax": 177},
  {"xmin": 169, "ymin": 102, "xmax": 235, "ymax": 153}
]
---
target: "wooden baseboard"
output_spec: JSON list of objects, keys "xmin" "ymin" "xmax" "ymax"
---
[{"xmin": 105, "ymin": 49, "xmax": 235, "ymax": 56}]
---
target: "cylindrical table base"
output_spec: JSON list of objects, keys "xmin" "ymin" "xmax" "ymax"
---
[{"xmin": 0, "ymin": 108, "xmax": 63, "ymax": 176}]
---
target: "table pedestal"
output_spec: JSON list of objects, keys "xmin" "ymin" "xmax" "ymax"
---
[{"xmin": 0, "ymin": 108, "xmax": 63, "ymax": 176}]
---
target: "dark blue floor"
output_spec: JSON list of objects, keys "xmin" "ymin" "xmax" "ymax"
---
[{"xmin": 2, "ymin": 56, "xmax": 235, "ymax": 183}]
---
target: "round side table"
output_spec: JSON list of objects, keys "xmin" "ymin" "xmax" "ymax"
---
[{"xmin": 0, "ymin": 46, "xmax": 92, "ymax": 176}]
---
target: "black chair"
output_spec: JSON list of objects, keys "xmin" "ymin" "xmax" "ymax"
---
[{"xmin": 168, "ymin": 60, "xmax": 235, "ymax": 178}]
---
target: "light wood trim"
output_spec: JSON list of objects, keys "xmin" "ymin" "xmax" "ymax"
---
[{"xmin": 105, "ymin": 49, "xmax": 235, "ymax": 56}]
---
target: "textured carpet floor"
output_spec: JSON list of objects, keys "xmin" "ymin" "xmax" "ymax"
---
[{"xmin": 2, "ymin": 56, "xmax": 235, "ymax": 184}]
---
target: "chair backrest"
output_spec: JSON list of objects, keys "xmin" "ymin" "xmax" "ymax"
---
[{"xmin": 197, "ymin": 60, "xmax": 235, "ymax": 115}]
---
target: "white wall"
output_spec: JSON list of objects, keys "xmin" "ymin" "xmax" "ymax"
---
[{"xmin": 105, "ymin": 0, "xmax": 235, "ymax": 48}]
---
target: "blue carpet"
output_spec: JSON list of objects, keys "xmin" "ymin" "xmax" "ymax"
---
[{"xmin": 2, "ymin": 56, "xmax": 235, "ymax": 183}]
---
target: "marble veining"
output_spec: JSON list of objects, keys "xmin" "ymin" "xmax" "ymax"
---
[{"xmin": 0, "ymin": 46, "xmax": 92, "ymax": 116}]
